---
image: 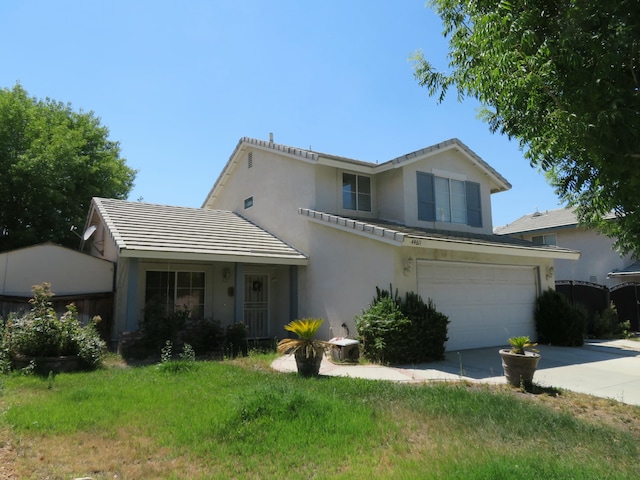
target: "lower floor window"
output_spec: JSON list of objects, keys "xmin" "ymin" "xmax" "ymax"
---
[{"xmin": 145, "ymin": 271, "xmax": 205, "ymax": 319}]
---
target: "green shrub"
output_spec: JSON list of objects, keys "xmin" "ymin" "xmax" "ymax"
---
[
  {"xmin": 535, "ymin": 288, "xmax": 586, "ymax": 346},
  {"xmin": 140, "ymin": 299, "xmax": 189, "ymax": 349},
  {"xmin": 157, "ymin": 340, "xmax": 198, "ymax": 373},
  {"xmin": 0, "ymin": 313, "xmax": 16, "ymax": 373},
  {"xmin": 356, "ymin": 292, "xmax": 411, "ymax": 364},
  {"xmin": 225, "ymin": 323, "xmax": 248, "ymax": 357},
  {"xmin": 356, "ymin": 286, "xmax": 449, "ymax": 364},
  {"xmin": 181, "ymin": 317, "xmax": 222, "ymax": 354},
  {"xmin": 129, "ymin": 300, "xmax": 222, "ymax": 359},
  {"xmin": 591, "ymin": 303, "xmax": 632, "ymax": 339},
  {"xmin": 5, "ymin": 283, "xmax": 106, "ymax": 370},
  {"xmin": 403, "ymin": 291, "xmax": 449, "ymax": 362}
]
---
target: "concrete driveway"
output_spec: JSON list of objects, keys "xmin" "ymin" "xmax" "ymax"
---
[
  {"xmin": 272, "ymin": 339, "xmax": 640, "ymax": 406},
  {"xmin": 401, "ymin": 339, "xmax": 640, "ymax": 406}
]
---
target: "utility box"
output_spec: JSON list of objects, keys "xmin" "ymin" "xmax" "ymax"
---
[{"xmin": 328, "ymin": 338, "xmax": 359, "ymax": 362}]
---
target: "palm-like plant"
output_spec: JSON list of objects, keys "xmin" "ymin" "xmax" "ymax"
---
[
  {"xmin": 277, "ymin": 318, "xmax": 330, "ymax": 359},
  {"xmin": 507, "ymin": 336, "xmax": 539, "ymax": 355}
]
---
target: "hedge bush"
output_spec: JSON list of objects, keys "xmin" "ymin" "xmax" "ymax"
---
[
  {"xmin": 355, "ymin": 286, "xmax": 449, "ymax": 364},
  {"xmin": 591, "ymin": 303, "xmax": 631, "ymax": 339},
  {"xmin": 535, "ymin": 288, "xmax": 586, "ymax": 346},
  {"xmin": 1, "ymin": 283, "xmax": 106, "ymax": 371},
  {"xmin": 130, "ymin": 299, "xmax": 223, "ymax": 358}
]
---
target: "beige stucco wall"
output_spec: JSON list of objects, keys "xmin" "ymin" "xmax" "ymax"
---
[
  {"xmin": 377, "ymin": 168, "xmax": 405, "ymax": 222},
  {"xmin": 0, "ymin": 244, "xmax": 114, "ymax": 297},
  {"xmin": 295, "ymin": 219, "xmax": 555, "ymax": 340},
  {"xmin": 298, "ymin": 222, "xmax": 397, "ymax": 339},
  {"xmin": 206, "ymin": 147, "xmax": 317, "ymax": 253}
]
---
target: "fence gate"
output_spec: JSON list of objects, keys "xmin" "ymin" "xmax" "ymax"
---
[
  {"xmin": 610, "ymin": 283, "xmax": 640, "ymax": 332},
  {"xmin": 555, "ymin": 280, "xmax": 609, "ymax": 329}
]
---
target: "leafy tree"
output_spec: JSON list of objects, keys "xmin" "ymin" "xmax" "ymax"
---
[
  {"xmin": 414, "ymin": 1, "xmax": 640, "ymax": 254},
  {"xmin": 0, "ymin": 84, "xmax": 136, "ymax": 251}
]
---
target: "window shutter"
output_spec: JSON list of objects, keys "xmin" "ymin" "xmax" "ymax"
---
[
  {"xmin": 417, "ymin": 172, "xmax": 435, "ymax": 221},
  {"xmin": 248, "ymin": 152, "xmax": 253, "ymax": 168},
  {"xmin": 465, "ymin": 181, "xmax": 482, "ymax": 227}
]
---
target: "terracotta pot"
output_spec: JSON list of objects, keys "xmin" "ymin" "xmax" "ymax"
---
[
  {"xmin": 294, "ymin": 345, "xmax": 324, "ymax": 377},
  {"xmin": 13, "ymin": 355, "xmax": 81, "ymax": 375},
  {"xmin": 499, "ymin": 349, "xmax": 540, "ymax": 388}
]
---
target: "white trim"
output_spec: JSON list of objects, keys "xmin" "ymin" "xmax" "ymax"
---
[
  {"xmin": 119, "ymin": 248, "xmax": 308, "ymax": 265},
  {"xmin": 432, "ymin": 168, "xmax": 467, "ymax": 182},
  {"xmin": 402, "ymin": 235, "xmax": 579, "ymax": 260}
]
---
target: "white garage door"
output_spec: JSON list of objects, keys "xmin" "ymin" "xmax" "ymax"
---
[{"xmin": 417, "ymin": 261, "xmax": 538, "ymax": 351}]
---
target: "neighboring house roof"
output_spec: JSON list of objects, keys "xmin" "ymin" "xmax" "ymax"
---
[
  {"xmin": 494, "ymin": 207, "xmax": 617, "ymax": 235},
  {"xmin": 608, "ymin": 260, "xmax": 640, "ymax": 278},
  {"xmin": 494, "ymin": 208, "xmax": 577, "ymax": 235},
  {"xmin": 203, "ymin": 137, "xmax": 511, "ymax": 207},
  {"xmin": 299, "ymin": 208, "xmax": 580, "ymax": 260},
  {"xmin": 89, "ymin": 198, "xmax": 307, "ymax": 265}
]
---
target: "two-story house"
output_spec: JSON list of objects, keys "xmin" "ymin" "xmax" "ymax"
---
[{"xmin": 84, "ymin": 136, "xmax": 579, "ymax": 351}]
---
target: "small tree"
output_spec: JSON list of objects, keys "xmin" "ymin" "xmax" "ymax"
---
[
  {"xmin": 414, "ymin": 1, "xmax": 640, "ymax": 255},
  {"xmin": 0, "ymin": 84, "xmax": 136, "ymax": 252}
]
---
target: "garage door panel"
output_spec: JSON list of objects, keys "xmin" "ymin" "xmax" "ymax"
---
[{"xmin": 417, "ymin": 261, "xmax": 538, "ymax": 351}]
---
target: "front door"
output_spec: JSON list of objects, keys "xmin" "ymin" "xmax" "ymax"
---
[{"xmin": 244, "ymin": 274, "xmax": 269, "ymax": 337}]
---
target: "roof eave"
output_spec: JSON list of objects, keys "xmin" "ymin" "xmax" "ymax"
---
[
  {"xmin": 118, "ymin": 248, "xmax": 308, "ymax": 266},
  {"xmin": 377, "ymin": 138, "xmax": 512, "ymax": 193},
  {"xmin": 401, "ymin": 235, "xmax": 580, "ymax": 260}
]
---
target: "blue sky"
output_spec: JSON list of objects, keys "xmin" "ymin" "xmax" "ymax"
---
[{"xmin": 0, "ymin": 0, "xmax": 563, "ymax": 228}]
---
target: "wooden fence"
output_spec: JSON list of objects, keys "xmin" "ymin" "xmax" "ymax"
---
[{"xmin": 0, "ymin": 292, "xmax": 114, "ymax": 342}]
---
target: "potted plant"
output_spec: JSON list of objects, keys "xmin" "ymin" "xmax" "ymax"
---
[
  {"xmin": 499, "ymin": 336, "xmax": 541, "ymax": 388},
  {"xmin": 277, "ymin": 318, "xmax": 330, "ymax": 377}
]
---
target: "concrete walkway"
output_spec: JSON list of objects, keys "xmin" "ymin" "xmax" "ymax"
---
[{"xmin": 271, "ymin": 339, "xmax": 640, "ymax": 406}]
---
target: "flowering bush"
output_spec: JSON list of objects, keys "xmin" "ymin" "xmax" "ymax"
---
[{"xmin": 3, "ymin": 283, "xmax": 106, "ymax": 371}]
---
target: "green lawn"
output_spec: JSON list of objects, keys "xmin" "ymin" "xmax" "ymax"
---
[{"xmin": 1, "ymin": 354, "xmax": 639, "ymax": 479}]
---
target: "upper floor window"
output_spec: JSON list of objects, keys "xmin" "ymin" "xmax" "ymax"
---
[
  {"xmin": 417, "ymin": 172, "xmax": 482, "ymax": 227},
  {"xmin": 532, "ymin": 233, "xmax": 557, "ymax": 246},
  {"xmin": 342, "ymin": 173, "xmax": 371, "ymax": 212},
  {"xmin": 244, "ymin": 196, "xmax": 254, "ymax": 209}
]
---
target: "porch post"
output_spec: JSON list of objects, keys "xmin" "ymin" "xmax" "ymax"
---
[
  {"xmin": 125, "ymin": 257, "xmax": 139, "ymax": 332},
  {"xmin": 289, "ymin": 265, "xmax": 298, "ymax": 321},
  {"xmin": 234, "ymin": 263, "xmax": 244, "ymax": 324}
]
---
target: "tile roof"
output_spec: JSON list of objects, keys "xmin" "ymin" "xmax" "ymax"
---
[
  {"xmin": 91, "ymin": 198, "xmax": 307, "ymax": 264},
  {"xmin": 382, "ymin": 138, "xmax": 511, "ymax": 191},
  {"xmin": 299, "ymin": 208, "xmax": 579, "ymax": 260},
  {"xmin": 494, "ymin": 208, "xmax": 578, "ymax": 235},
  {"xmin": 494, "ymin": 207, "xmax": 618, "ymax": 235},
  {"xmin": 608, "ymin": 260, "xmax": 640, "ymax": 278}
]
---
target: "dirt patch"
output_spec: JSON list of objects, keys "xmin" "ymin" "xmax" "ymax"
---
[
  {"xmin": 0, "ymin": 440, "xmax": 18, "ymax": 480},
  {"xmin": 8, "ymin": 430, "xmax": 214, "ymax": 480},
  {"xmin": 495, "ymin": 382, "xmax": 640, "ymax": 439}
]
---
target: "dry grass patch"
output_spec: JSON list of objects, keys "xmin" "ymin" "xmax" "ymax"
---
[{"xmin": 8, "ymin": 429, "xmax": 214, "ymax": 480}]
